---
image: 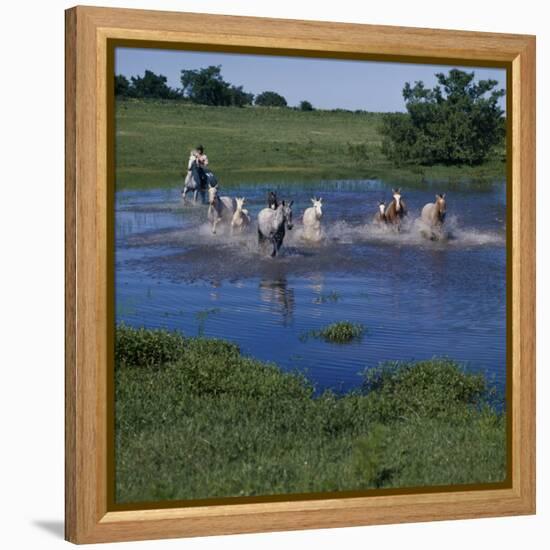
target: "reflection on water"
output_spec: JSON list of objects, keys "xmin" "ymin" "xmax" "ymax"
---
[
  {"xmin": 259, "ymin": 278, "xmax": 295, "ymax": 326},
  {"xmin": 115, "ymin": 179, "xmax": 507, "ymax": 394}
]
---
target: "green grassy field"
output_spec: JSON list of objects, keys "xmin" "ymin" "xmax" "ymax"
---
[
  {"xmin": 115, "ymin": 99, "xmax": 506, "ymax": 190},
  {"xmin": 115, "ymin": 325, "xmax": 506, "ymax": 504}
]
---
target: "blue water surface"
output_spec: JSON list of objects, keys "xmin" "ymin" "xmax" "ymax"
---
[{"xmin": 115, "ymin": 179, "xmax": 507, "ymax": 394}]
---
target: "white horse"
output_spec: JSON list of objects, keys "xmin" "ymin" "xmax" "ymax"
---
[
  {"xmin": 373, "ymin": 201, "xmax": 387, "ymax": 225},
  {"xmin": 181, "ymin": 161, "xmax": 218, "ymax": 203},
  {"xmin": 207, "ymin": 184, "xmax": 235, "ymax": 234},
  {"xmin": 257, "ymin": 201, "xmax": 294, "ymax": 257},
  {"xmin": 231, "ymin": 197, "xmax": 251, "ymax": 235},
  {"xmin": 420, "ymin": 193, "xmax": 447, "ymax": 240},
  {"xmin": 302, "ymin": 197, "xmax": 323, "ymax": 242}
]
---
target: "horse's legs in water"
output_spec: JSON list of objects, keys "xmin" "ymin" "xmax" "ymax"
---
[
  {"xmin": 193, "ymin": 189, "xmax": 198, "ymax": 203},
  {"xmin": 182, "ymin": 186, "xmax": 189, "ymax": 203},
  {"xmin": 271, "ymin": 230, "xmax": 285, "ymax": 257},
  {"xmin": 258, "ymin": 228, "xmax": 266, "ymax": 245}
]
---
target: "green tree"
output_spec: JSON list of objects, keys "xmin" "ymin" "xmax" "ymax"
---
[
  {"xmin": 380, "ymin": 69, "xmax": 505, "ymax": 165},
  {"xmin": 255, "ymin": 91, "xmax": 288, "ymax": 107},
  {"xmin": 299, "ymin": 100, "xmax": 314, "ymax": 111},
  {"xmin": 229, "ymin": 85, "xmax": 255, "ymax": 107},
  {"xmin": 129, "ymin": 70, "xmax": 180, "ymax": 99},
  {"xmin": 180, "ymin": 65, "xmax": 253, "ymax": 107},
  {"xmin": 114, "ymin": 74, "xmax": 131, "ymax": 97}
]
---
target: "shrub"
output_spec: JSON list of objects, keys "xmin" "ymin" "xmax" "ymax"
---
[
  {"xmin": 346, "ymin": 141, "xmax": 370, "ymax": 163},
  {"xmin": 255, "ymin": 91, "xmax": 288, "ymax": 107},
  {"xmin": 361, "ymin": 358, "xmax": 490, "ymax": 422},
  {"xmin": 115, "ymin": 323, "xmax": 186, "ymax": 368},
  {"xmin": 380, "ymin": 69, "xmax": 505, "ymax": 166},
  {"xmin": 173, "ymin": 338, "xmax": 313, "ymax": 399},
  {"xmin": 299, "ymin": 100, "xmax": 314, "ymax": 111}
]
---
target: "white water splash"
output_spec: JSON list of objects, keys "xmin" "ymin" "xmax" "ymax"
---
[{"xmin": 128, "ymin": 210, "xmax": 504, "ymax": 254}]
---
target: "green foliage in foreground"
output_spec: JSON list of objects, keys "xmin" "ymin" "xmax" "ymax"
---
[
  {"xmin": 115, "ymin": 100, "xmax": 505, "ymax": 190},
  {"xmin": 115, "ymin": 326, "xmax": 506, "ymax": 504},
  {"xmin": 302, "ymin": 321, "xmax": 365, "ymax": 343}
]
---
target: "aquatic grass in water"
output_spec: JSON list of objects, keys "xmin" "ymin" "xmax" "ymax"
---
[{"xmin": 302, "ymin": 321, "xmax": 365, "ymax": 344}]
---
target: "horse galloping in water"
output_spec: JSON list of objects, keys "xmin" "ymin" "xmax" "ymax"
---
[
  {"xmin": 207, "ymin": 184, "xmax": 235, "ymax": 234},
  {"xmin": 231, "ymin": 197, "xmax": 251, "ymax": 235},
  {"xmin": 420, "ymin": 193, "xmax": 447, "ymax": 240},
  {"xmin": 257, "ymin": 200, "xmax": 294, "ymax": 257},
  {"xmin": 373, "ymin": 201, "xmax": 387, "ymax": 225},
  {"xmin": 182, "ymin": 160, "xmax": 212, "ymax": 204},
  {"xmin": 384, "ymin": 188, "xmax": 407, "ymax": 231},
  {"xmin": 302, "ymin": 197, "xmax": 323, "ymax": 242}
]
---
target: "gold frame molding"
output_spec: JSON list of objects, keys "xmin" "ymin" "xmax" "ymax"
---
[{"xmin": 65, "ymin": 5, "xmax": 536, "ymax": 544}]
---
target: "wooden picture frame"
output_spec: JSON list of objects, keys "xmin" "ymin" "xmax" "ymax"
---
[{"xmin": 65, "ymin": 5, "xmax": 536, "ymax": 544}]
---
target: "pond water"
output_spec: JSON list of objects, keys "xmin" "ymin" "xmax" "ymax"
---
[{"xmin": 115, "ymin": 179, "xmax": 507, "ymax": 394}]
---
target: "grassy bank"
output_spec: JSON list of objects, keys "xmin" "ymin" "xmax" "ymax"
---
[
  {"xmin": 115, "ymin": 99, "xmax": 505, "ymax": 190},
  {"xmin": 115, "ymin": 325, "xmax": 506, "ymax": 504}
]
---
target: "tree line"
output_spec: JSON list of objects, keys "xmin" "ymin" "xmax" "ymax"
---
[
  {"xmin": 115, "ymin": 66, "xmax": 505, "ymax": 166},
  {"xmin": 115, "ymin": 65, "xmax": 315, "ymax": 110}
]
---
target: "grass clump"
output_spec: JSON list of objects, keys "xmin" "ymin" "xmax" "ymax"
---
[
  {"xmin": 361, "ymin": 358, "xmax": 493, "ymax": 422},
  {"xmin": 114, "ymin": 323, "xmax": 186, "ymax": 368},
  {"xmin": 114, "ymin": 326, "xmax": 506, "ymax": 504},
  {"xmin": 302, "ymin": 321, "xmax": 365, "ymax": 343}
]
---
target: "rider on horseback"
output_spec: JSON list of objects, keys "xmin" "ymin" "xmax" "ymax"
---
[{"xmin": 187, "ymin": 144, "xmax": 209, "ymax": 188}]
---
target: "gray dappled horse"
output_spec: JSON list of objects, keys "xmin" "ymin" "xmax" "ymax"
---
[
  {"xmin": 257, "ymin": 200, "xmax": 294, "ymax": 257},
  {"xmin": 182, "ymin": 160, "xmax": 217, "ymax": 204}
]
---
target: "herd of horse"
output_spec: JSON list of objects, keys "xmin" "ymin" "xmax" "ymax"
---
[{"xmin": 182, "ymin": 168, "xmax": 448, "ymax": 257}]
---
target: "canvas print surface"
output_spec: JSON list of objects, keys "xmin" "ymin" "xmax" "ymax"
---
[{"xmin": 113, "ymin": 48, "xmax": 508, "ymax": 505}]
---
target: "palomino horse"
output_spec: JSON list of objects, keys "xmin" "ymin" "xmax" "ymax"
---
[
  {"xmin": 420, "ymin": 194, "xmax": 447, "ymax": 240},
  {"xmin": 207, "ymin": 184, "xmax": 235, "ymax": 234},
  {"xmin": 384, "ymin": 188, "xmax": 407, "ymax": 230},
  {"xmin": 182, "ymin": 160, "xmax": 217, "ymax": 204},
  {"xmin": 231, "ymin": 197, "xmax": 251, "ymax": 235},
  {"xmin": 257, "ymin": 200, "xmax": 294, "ymax": 257},
  {"xmin": 373, "ymin": 201, "xmax": 387, "ymax": 225},
  {"xmin": 302, "ymin": 197, "xmax": 323, "ymax": 242}
]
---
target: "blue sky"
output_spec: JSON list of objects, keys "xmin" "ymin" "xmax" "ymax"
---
[{"xmin": 115, "ymin": 47, "xmax": 506, "ymax": 112}]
